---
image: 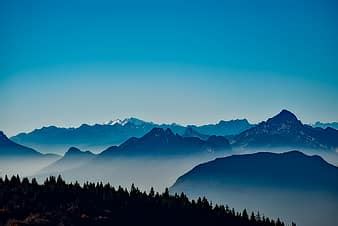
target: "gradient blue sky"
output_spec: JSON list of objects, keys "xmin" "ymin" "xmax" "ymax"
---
[{"xmin": 1, "ymin": 0, "xmax": 338, "ymax": 136}]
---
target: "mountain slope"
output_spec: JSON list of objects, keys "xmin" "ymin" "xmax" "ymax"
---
[
  {"xmin": 233, "ymin": 110, "xmax": 338, "ymax": 150},
  {"xmin": 0, "ymin": 131, "xmax": 60, "ymax": 176},
  {"xmin": 0, "ymin": 131, "xmax": 44, "ymax": 157}
]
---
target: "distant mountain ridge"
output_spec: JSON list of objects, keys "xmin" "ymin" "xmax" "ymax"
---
[
  {"xmin": 233, "ymin": 110, "xmax": 338, "ymax": 151},
  {"xmin": 11, "ymin": 118, "xmax": 252, "ymax": 154},
  {"xmin": 189, "ymin": 119, "xmax": 253, "ymax": 136},
  {"xmin": 313, "ymin": 121, "xmax": 338, "ymax": 130},
  {"xmin": 8, "ymin": 110, "xmax": 338, "ymax": 154}
]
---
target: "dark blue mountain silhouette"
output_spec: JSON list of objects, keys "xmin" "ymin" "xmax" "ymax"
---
[
  {"xmin": 233, "ymin": 110, "xmax": 338, "ymax": 150},
  {"xmin": 171, "ymin": 150, "xmax": 338, "ymax": 226},
  {"xmin": 100, "ymin": 128, "xmax": 231, "ymax": 157},
  {"xmin": 0, "ymin": 131, "xmax": 46, "ymax": 157},
  {"xmin": 172, "ymin": 150, "xmax": 338, "ymax": 192}
]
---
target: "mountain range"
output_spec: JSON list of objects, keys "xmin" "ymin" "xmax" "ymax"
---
[
  {"xmin": 31, "ymin": 128, "xmax": 232, "ymax": 191},
  {"xmin": 4, "ymin": 110, "xmax": 338, "ymax": 157},
  {"xmin": 10, "ymin": 117, "xmax": 252, "ymax": 154}
]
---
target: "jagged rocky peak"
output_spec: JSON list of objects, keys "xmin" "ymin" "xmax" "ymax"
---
[{"xmin": 266, "ymin": 109, "xmax": 301, "ymax": 125}]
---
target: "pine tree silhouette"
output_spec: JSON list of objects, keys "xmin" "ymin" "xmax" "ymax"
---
[{"xmin": 0, "ymin": 175, "xmax": 287, "ymax": 226}]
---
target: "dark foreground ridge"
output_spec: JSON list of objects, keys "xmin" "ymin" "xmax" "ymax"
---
[{"xmin": 0, "ymin": 175, "xmax": 287, "ymax": 226}]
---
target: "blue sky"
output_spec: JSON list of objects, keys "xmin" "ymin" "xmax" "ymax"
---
[{"xmin": 1, "ymin": 0, "xmax": 338, "ymax": 136}]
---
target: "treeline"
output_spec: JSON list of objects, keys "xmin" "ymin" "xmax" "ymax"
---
[{"xmin": 0, "ymin": 175, "xmax": 291, "ymax": 226}]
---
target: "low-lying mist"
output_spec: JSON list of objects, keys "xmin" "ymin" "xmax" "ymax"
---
[
  {"xmin": 33, "ymin": 154, "xmax": 230, "ymax": 192},
  {"xmin": 171, "ymin": 184, "xmax": 338, "ymax": 226},
  {"xmin": 0, "ymin": 157, "xmax": 60, "ymax": 177}
]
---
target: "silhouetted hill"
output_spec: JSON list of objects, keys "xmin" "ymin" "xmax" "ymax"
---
[
  {"xmin": 39, "ymin": 147, "xmax": 96, "ymax": 174},
  {"xmin": 233, "ymin": 110, "xmax": 338, "ymax": 150},
  {"xmin": 100, "ymin": 128, "xmax": 231, "ymax": 157},
  {"xmin": 0, "ymin": 175, "xmax": 285, "ymax": 226},
  {"xmin": 172, "ymin": 151, "xmax": 338, "ymax": 192},
  {"xmin": 171, "ymin": 151, "xmax": 338, "ymax": 226}
]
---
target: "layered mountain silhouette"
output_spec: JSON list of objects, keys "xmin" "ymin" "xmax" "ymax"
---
[
  {"xmin": 8, "ymin": 109, "xmax": 338, "ymax": 155},
  {"xmin": 100, "ymin": 128, "xmax": 231, "ymax": 157},
  {"xmin": 39, "ymin": 147, "xmax": 96, "ymax": 174},
  {"xmin": 10, "ymin": 119, "xmax": 158, "ymax": 154},
  {"xmin": 172, "ymin": 151, "xmax": 338, "ymax": 192},
  {"xmin": 232, "ymin": 110, "xmax": 338, "ymax": 151},
  {"xmin": 10, "ymin": 118, "xmax": 251, "ymax": 154}
]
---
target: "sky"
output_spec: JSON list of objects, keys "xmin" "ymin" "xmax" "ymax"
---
[{"xmin": 1, "ymin": 0, "xmax": 338, "ymax": 136}]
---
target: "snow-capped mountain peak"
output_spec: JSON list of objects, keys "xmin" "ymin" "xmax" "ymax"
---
[
  {"xmin": 105, "ymin": 117, "xmax": 151, "ymax": 126},
  {"xmin": 105, "ymin": 119, "xmax": 123, "ymax": 125}
]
